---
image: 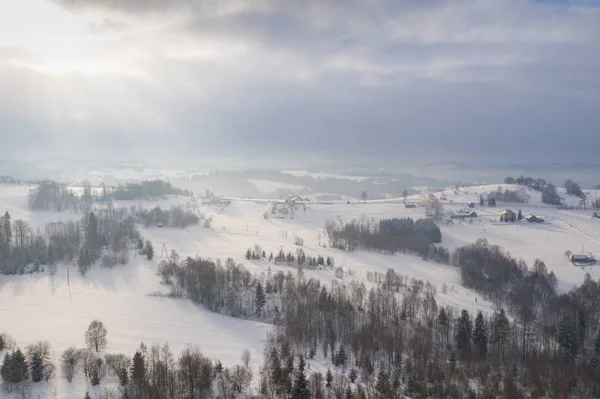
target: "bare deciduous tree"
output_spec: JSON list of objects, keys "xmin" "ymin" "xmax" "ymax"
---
[
  {"xmin": 241, "ymin": 349, "xmax": 251, "ymax": 368},
  {"xmin": 61, "ymin": 346, "xmax": 81, "ymax": 383},
  {"xmin": 85, "ymin": 320, "xmax": 107, "ymax": 352}
]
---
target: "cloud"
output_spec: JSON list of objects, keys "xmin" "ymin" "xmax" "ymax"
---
[{"xmin": 0, "ymin": 0, "xmax": 599, "ymax": 164}]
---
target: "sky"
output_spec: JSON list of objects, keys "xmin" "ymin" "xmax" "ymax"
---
[{"xmin": 0, "ymin": 0, "xmax": 599, "ymax": 166}]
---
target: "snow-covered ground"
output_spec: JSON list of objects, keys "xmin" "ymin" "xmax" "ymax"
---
[{"xmin": 1, "ymin": 182, "xmax": 599, "ymax": 397}]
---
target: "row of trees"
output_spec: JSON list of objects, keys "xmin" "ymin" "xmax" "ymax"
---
[
  {"xmin": 1, "ymin": 321, "xmax": 255, "ymax": 398},
  {"xmin": 245, "ymin": 246, "xmax": 335, "ymax": 269},
  {"xmin": 0, "ymin": 210, "xmax": 150, "ymax": 275}
]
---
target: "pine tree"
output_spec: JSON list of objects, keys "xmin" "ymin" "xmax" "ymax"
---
[
  {"xmin": 0, "ymin": 333, "xmax": 4, "ymax": 351},
  {"xmin": 215, "ymin": 359, "xmax": 223, "ymax": 373},
  {"xmin": 325, "ymin": 368, "xmax": 333, "ymax": 388},
  {"xmin": 47, "ymin": 245, "xmax": 54, "ymax": 265},
  {"xmin": 30, "ymin": 350, "xmax": 45, "ymax": 382},
  {"xmin": 119, "ymin": 367, "xmax": 129, "ymax": 386},
  {"xmin": 558, "ymin": 314, "xmax": 578, "ymax": 356},
  {"xmin": 592, "ymin": 329, "xmax": 600, "ymax": 372},
  {"xmin": 490, "ymin": 309, "xmax": 510, "ymax": 358},
  {"xmin": 438, "ymin": 308, "xmax": 449, "ymax": 344},
  {"xmin": 131, "ymin": 351, "xmax": 146, "ymax": 385},
  {"xmin": 269, "ymin": 252, "xmax": 273, "ymax": 262},
  {"xmin": 86, "ymin": 212, "xmax": 100, "ymax": 252},
  {"xmin": 375, "ymin": 363, "xmax": 390, "ymax": 398},
  {"xmin": 292, "ymin": 355, "xmax": 310, "ymax": 398},
  {"xmin": 349, "ymin": 368, "xmax": 358, "ymax": 383},
  {"xmin": 473, "ymin": 311, "xmax": 488, "ymax": 356},
  {"xmin": 145, "ymin": 240, "xmax": 154, "ymax": 260},
  {"xmin": 262, "ymin": 250, "xmax": 266, "ymax": 258},
  {"xmin": 246, "ymin": 248, "xmax": 252, "ymax": 260},
  {"xmin": 1, "ymin": 352, "xmax": 13, "ymax": 383},
  {"xmin": 255, "ymin": 283, "xmax": 266, "ymax": 316},
  {"xmin": 479, "ymin": 195, "xmax": 484, "ymax": 206},
  {"xmin": 91, "ymin": 369, "xmax": 100, "ymax": 385},
  {"xmin": 11, "ymin": 348, "xmax": 29, "ymax": 383},
  {"xmin": 455, "ymin": 309, "xmax": 473, "ymax": 351},
  {"xmin": 578, "ymin": 311, "xmax": 587, "ymax": 348},
  {"xmin": 517, "ymin": 210, "xmax": 523, "ymax": 220}
]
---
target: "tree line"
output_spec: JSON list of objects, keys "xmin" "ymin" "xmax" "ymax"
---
[
  {"xmin": 27, "ymin": 179, "xmax": 192, "ymax": 213},
  {"xmin": 245, "ymin": 245, "xmax": 335, "ymax": 269},
  {"xmin": 504, "ymin": 175, "xmax": 589, "ymax": 205}
]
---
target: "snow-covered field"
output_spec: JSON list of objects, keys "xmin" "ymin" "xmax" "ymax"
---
[{"xmin": 1, "ymin": 182, "xmax": 599, "ymax": 397}]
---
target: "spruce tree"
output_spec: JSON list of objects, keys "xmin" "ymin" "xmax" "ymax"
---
[
  {"xmin": 84, "ymin": 391, "xmax": 92, "ymax": 399},
  {"xmin": 1, "ymin": 352, "xmax": 13, "ymax": 383},
  {"xmin": 479, "ymin": 195, "xmax": 484, "ymax": 206},
  {"xmin": 292, "ymin": 355, "xmax": 310, "ymax": 398},
  {"xmin": 325, "ymin": 368, "xmax": 333, "ymax": 388},
  {"xmin": 473, "ymin": 311, "xmax": 488, "ymax": 356},
  {"xmin": 558, "ymin": 315, "xmax": 578, "ymax": 356},
  {"xmin": 119, "ymin": 367, "xmax": 129, "ymax": 386},
  {"xmin": 0, "ymin": 333, "xmax": 4, "ymax": 351},
  {"xmin": 490, "ymin": 309, "xmax": 510, "ymax": 358},
  {"xmin": 131, "ymin": 351, "xmax": 146, "ymax": 385},
  {"xmin": 91, "ymin": 369, "xmax": 100, "ymax": 385},
  {"xmin": 592, "ymin": 329, "xmax": 600, "ymax": 372},
  {"xmin": 269, "ymin": 252, "xmax": 273, "ymax": 262},
  {"xmin": 455, "ymin": 309, "xmax": 473, "ymax": 351},
  {"xmin": 438, "ymin": 308, "xmax": 449, "ymax": 344},
  {"xmin": 86, "ymin": 212, "xmax": 100, "ymax": 252},
  {"xmin": 255, "ymin": 283, "xmax": 266, "ymax": 316},
  {"xmin": 215, "ymin": 359, "xmax": 223, "ymax": 373},
  {"xmin": 246, "ymin": 248, "xmax": 252, "ymax": 260},
  {"xmin": 517, "ymin": 210, "xmax": 523, "ymax": 220},
  {"xmin": 11, "ymin": 348, "xmax": 29, "ymax": 383},
  {"xmin": 145, "ymin": 241, "xmax": 154, "ymax": 260},
  {"xmin": 578, "ymin": 311, "xmax": 587, "ymax": 348},
  {"xmin": 375, "ymin": 363, "xmax": 390, "ymax": 398},
  {"xmin": 349, "ymin": 368, "xmax": 358, "ymax": 383},
  {"xmin": 30, "ymin": 350, "xmax": 44, "ymax": 382}
]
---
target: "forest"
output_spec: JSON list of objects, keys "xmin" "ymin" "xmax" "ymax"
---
[
  {"xmin": 326, "ymin": 217, "xmax": 449, "ymax": 263},
  {"xmin": 0, "ymin": 209, "xmax": 151, "ymax": 275},
  {"xmin": 5, "ymin": 245, "xmax": 600, "ymax": 398}
]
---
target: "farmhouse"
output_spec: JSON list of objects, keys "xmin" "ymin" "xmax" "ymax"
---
[
  {"xmin": 451, "ymin": 211, "xmax": 478, "ymax": 219},
  {"xmin": 571, "ymin": 254, "xmax": 596, "ymax": 265},
  {"xmin": 525, "ymin": 214, "xmax": 544, "ymax": 223},
  {"xmin": 500, "ymin": 209, "xmax": 517, "ymax": 222}
]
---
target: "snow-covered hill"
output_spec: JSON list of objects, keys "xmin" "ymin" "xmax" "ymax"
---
[{"xmin": 1, "ymin": 182, "xmax": 599, "ymax": 397}]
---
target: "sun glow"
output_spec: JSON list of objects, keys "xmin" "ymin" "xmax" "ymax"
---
[{"xmin": 0, "ymin": 0, "xmax": 126, "ymax": 75}]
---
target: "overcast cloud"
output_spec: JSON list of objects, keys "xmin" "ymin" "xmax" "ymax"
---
[{"xmin": 0, "ymin": 0, "xmax": 599, "ymax": 164}]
